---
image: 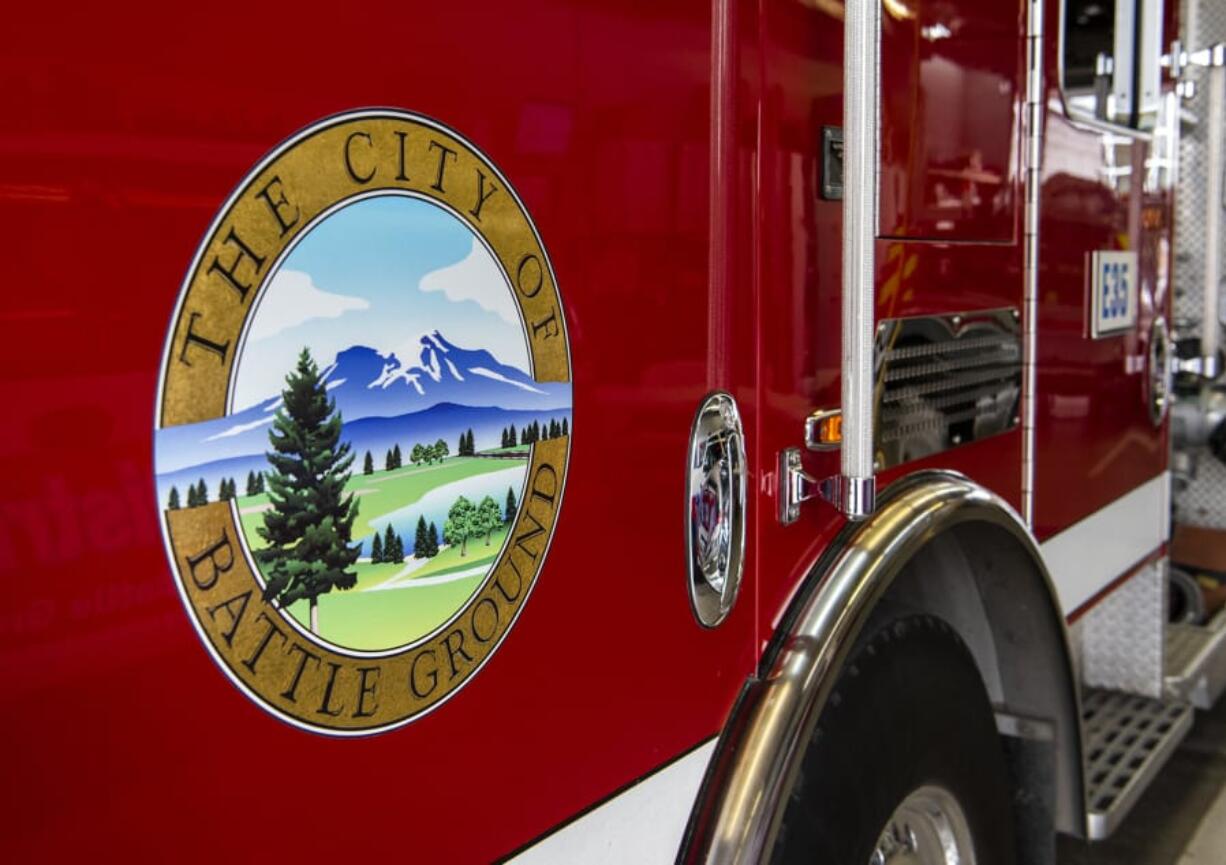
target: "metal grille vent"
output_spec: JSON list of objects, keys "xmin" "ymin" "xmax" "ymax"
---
[{"xmin": 874, "ymin": 308, "xmax": 1022, "ymax": 469}]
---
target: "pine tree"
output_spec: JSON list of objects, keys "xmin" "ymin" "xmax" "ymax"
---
[
  {"xmin": 509, "ymin": 424, "xmax": 518, "ymax": 447},
  {"xmin": 501, "ymin": 427, "xmax": 509, "ymax": 449},
  {"xmin": 477, "ymin": 496, "xmax": 502, "ymax": 545},
  {"xmin": 394, "ymin": 533, "xmax": 405, "ymax": 562},
  {"xmin": 384, "ymin": 524, "xmax": 398, "ymax": 564},
  {"xmin": 393, "ymin": 444, "xmax": 402, "ymax": 469},
  {"xmin": 458, "ymin": 431, "xmax": 467, "ymax": 455},
  {"xmin": 385, "ymin": 448, "xmax": 395, "ymax": 471},
  {"xmin": 197, "ymin": 478, "xmax": 209, "ymax": 505},
  {"xmin": 219, "ymin": 478, "xmax": 234, "ymax": 501},
  {"xmin": 505, "ymin": 486, "xmax": 518, "ymax": 523},
  {"xmin": 363, "ymin": 450, "xmax": 374, "ymax": 475},
  {"xmin": 562, "ymin": 418, "xmax": 569, "ymax": 437},
  {"xmin": 186, "ymin": 483, "xmax": 197, "ymax": 508},
  {"xmin": 414, "ymin": 515, "xmax": 429, "ymax": 558},
  {"xmin": 256, "ymin": 348, "xmax": 361, "ymax": 635},
  {"xmin": 168, "ymin": 486, "xmax": 181, "ymax": 510},
  {"xmin": 245, "ymin": 471, "xmax": 255, "ymax": 496},
  {"xmin": 370, "ymin": 532, "xmax": 384, "ymax": 563},
  {"xmin": 444, "ymin": 496, "xmax": 476, "ymax": 556},
  {"xmin": 427, "ymin": 522, "xmax": 440, "ymax": 557},
  {"xmin": 256, "ymin": 473, "xmax": 266, "ymax": 494}
]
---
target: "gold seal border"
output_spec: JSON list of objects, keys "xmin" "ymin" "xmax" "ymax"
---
[{"xmin": 155, "ymin": 109, "xmax": 572, "ymax": 735}]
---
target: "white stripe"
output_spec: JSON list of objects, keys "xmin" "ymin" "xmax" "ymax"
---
[
  {"xmin": 509, "ymin": 741, "xmax": 716, "ymax": 864},
  {"xmin": 1041, "ymin": 472, "xmax": 1171, "ymax": 614}
]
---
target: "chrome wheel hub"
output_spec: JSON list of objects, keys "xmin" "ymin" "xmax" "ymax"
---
[{"xmin": 869, "ymin": 785, "xmax": 975, "ymax": 865}]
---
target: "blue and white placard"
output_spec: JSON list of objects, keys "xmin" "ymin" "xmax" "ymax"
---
[{"xmin": 1090, "ymin": 250, "xmax": 1138, "ymax": 338}]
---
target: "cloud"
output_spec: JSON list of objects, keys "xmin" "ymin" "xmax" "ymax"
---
[
  {"xmin": 247, "ymin": 269, "xmax": 370, "ymax": 341},
  {"xmin": 204, "ymin": 414, "xmax": 273, "ymax": 441},
  {"xmin": 418, "ymin": 237, "xmax": 517, "ymax": 324}
]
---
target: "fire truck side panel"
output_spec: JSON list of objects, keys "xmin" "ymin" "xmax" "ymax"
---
[
  {"xmin": 879, "ymin": 0, "xmax": 1023, "ymax": 242},
  {"xmin": 1, "ymin": 2, "xmax": 760, "ymax": 861},
  {"xmin": 753, "ymin": 0, "xmax": 1030, "ymax": 638},
  {"xmin": 1031, "ymin": 0, "xmax": 1174, "ymax": 548},
  {"xmin": 0, "ymin": 0, "xmax": 1190, "ymax": 859}
]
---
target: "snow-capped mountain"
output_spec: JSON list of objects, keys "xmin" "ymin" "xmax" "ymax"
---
[
  {"xmin": 155, "ymin": 332, "xmax": 571, "ymax": 475},
  {"xmin": 315, "ymin": 331, "xmax": 567, "ymax": 421}
]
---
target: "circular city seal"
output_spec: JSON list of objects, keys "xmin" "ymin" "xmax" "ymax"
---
[{"xmin": 155, "ymin": 109, "xmax": 572, "ymax": 735}]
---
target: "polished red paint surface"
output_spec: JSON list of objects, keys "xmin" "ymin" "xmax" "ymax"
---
[
  {"xmin": 2, "ymin": 4, "xmax": 754, "ymax": 861},
  {"xmin": 1, "ymin": 0, "xmax": 1174, "ymax": 860},
  {"xmin": 1032, "ymin": 0, "xmax": 1175, "ymax": 539}
]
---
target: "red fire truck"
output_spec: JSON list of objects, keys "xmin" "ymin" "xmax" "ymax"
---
[{"xmin": 5, "ymin": 0, "xmax": 1226, "ymax": 862}]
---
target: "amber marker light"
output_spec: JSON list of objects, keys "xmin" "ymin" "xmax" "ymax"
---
[{"xmin": 804, "ymin": 408, "xmax": 843, "ymax": 451}]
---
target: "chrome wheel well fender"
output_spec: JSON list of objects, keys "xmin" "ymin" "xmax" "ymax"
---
[{"xmin": 682, "ymin": 470, "xmax": 1085, "ymax": 864}]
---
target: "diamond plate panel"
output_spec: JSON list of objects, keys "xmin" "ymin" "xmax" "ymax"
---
[
  {"xmin": 1176, "ymin": 446, "xmax": 1226, "ymax": 528},
  {"xmin": 1080, "ymin": 560, "xmax": 1167, "ymax": 698},
  {"xmin": 1174, "ymin": 0, "xmax": 1226, "ymax": 329},
  {"xmin": 1173, "ymin": 0, "xmax": 1226, "ymax": 529}
]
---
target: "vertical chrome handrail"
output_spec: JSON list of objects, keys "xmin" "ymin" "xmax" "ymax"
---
[
  {"xmin": 838, "ymin": 0, "xmax": 879, "ymax": 519},
  {"xmin": 1021, "ymin": 0, "xmax": 1045, "ymax": 527},
  {"xmin": 1203, "ymin": 50, "xmax": 1224, "ymax": 364}
]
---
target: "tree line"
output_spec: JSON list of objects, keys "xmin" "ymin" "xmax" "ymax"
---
[
  {"xmin": 372, "ymin": 516, "xmax": 440, "ymax": 564},
  {"xmin": 355, "ymin": 418, "xmax": 573, "ymax": 481},
  {"xmin": 372, "ymin": 485, "xmax": 518, "ymax": 565},
  {"xmin": 167, "ymin": 470, "xmax": 267, "ymax": 509},
  {"xmin": 500, "ymin": 417, "xmax": 568, "ymax": 448},
  {"xmin": 366, "ymin": 437, "xmax": 455, "ymax": 475}
]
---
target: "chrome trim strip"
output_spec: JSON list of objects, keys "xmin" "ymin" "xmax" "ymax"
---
[
  {"xmin": 1021, "ymin": 0, "xmax": 1044, "ymax": 527},
  {"xmin": 1203, "ymin": 56, "xmax": 1224, "ymax": 363},
  {"xmin": 839, "ymin": 0, "xmax": 880, "ymax": 518},
  {"xmin": 707, "ymin": 0, "xmax": 736, "ymax": 388},
  {"xmin": 692, "ymin": 472, "xmax": 1081, "ymax": 862}
]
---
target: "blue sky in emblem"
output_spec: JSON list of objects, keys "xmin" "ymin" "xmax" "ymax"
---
[{"xmin": 231, "ymin": 193, "xmax": 529, "ymax": 412}]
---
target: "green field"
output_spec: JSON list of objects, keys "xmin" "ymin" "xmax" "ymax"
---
[
  {"xmin": 281, "ymin": 571, "xmax": 485, "ymax": 650},
  {"xmin": 236, "ymin": 456, "xmax": 514, "ymax": 652},
  {"xmin": 237, "ymin": 456, "xmax": 514, "ymax": 543}
]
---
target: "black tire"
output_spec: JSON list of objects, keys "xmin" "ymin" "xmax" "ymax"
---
[{"xmin": 770, "ymin": 614, "xmax": 1018, "ymax": 864}]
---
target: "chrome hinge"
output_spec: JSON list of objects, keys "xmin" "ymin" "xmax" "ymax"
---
[
  {"xmin": 1163, "ymin": 40, "xmax": 1225, "ymax": 102},
  {"xmin": 778, "ymin": 448, "xmax": 875, "ymax": 525},
  {"xmin": 1175, "ymin": 354, "xmax": 1221, "ymax": 380}
]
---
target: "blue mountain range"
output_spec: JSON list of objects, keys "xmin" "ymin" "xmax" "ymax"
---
[
  {"xmin": 155, "ymin": 331, "xmax": 572, "ymax": 486},
  {"xmin": 154, "ymin": 402, "xmax": 569, "ymax": 509}
]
